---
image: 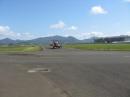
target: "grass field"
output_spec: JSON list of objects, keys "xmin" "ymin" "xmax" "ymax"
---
[
  {"xmin": 0, "ymin": 45, "xmax": 43, "ymax": 53},
  {"xmin": 65, "ymin": 44, "xmax": 130, "ymax": 51}
]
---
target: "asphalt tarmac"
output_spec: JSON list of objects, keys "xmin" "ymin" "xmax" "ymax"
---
[{"xmin": 0, "ymin": 48, "xmax": 130, "ymax": 97}]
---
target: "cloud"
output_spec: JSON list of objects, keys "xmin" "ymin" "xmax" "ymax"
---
[
  {"xmin": 0, "ymin": 26, "xmax": 10, "ymax": 33},
  {"xmin": 50, "ymin": 21, "xmax": 78, "ymax": 32},
  {"xmin": 126, "ymin": 32, "xmax": 130, "ymax": 35},
  {"xmin": 60, "ymin": 31, "xmax": 105, "ymax": 40},
  {"xmin": 50, "ymin": 21, "xmax": 65, "ymax": 29},
  {"xmin": 88, "ymin": 32, "xmax": 105, "ymax": 37},
  {"xmin": 78, "ymin": 32, "xmax": 105, "ymax": 39},
  {"xmin": 0, "ymin": 25, "xmax": 36, "ymax": 40},
  {"xmin": 124, "ymin": 0, "xmax": 130, "ymax": 2},
  {"xmin": 67, "ymin": 26, "xmax": 78, "ymax": 31},
  {"xmin": 91, "ymin": 6, "xmax": 108, "ymax": 15}
]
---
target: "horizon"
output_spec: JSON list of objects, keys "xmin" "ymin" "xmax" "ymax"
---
[
  {"xmin": 0, "ymin": 0, "xmax": 130, "ymax": 40},
  {"xmin": 0, "ymin": 35, "xmax": 130, "ymax": 41}
]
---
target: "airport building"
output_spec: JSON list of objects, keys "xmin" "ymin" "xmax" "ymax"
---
[{"xmin": 95, "ymin": 35, "xmax": 130, "ymax": 43}]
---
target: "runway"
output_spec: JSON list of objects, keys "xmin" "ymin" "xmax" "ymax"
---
[{"xmin": 0, "ymin": 48, "xmax": 130, "ymax": 97}]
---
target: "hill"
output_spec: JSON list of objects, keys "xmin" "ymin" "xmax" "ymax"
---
[
  {"xmin": 0, "ymin": 38, "xmax": 23, "ymax": 45},
  {"xmin": 0, "ymin": 36, "xmax": 94, "ymax": 45}
]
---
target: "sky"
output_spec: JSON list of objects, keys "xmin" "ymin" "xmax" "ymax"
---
[{"xmin": 0, "ymin": 0, "xmax": 130, "ymax": 40}]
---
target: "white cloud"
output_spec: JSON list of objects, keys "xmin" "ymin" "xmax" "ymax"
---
[
  {"xmin": 126, "ymin": 32, "xmax": 130, "ymax": 35},
  {"xmin": 67, "ymin": 26, "xmax": 78, "ymax": 31},
  {"xmin": 78, "ymin": 32, "xmax": 105, "ymax": 39},
  {"xmin": 124, "ymin": 0, "xmax": 130, "ymax": 2},
  {"xmin": 50, "ymin": 21, "xmax": 65, "ymax": 29},
  {"xmin": 50, "ymin": 21, "xmax": 78, "ymax": 32},
  {"xmin": 0, "ymin": 26, "xmax": 10, "ymax": 33},
  {"xmin": 0, "ymin": 25, "xmax": 36, "ymax": 40},
  {"xmin": 88, "ymin": 32, "xmax": 105, "ymax": 37},
  {"xmin": 58, "ymin": 31, "xmax": 105, "ymax": 40},
  {"xmin": 91, "ymin": 6, "xmax": 108, "ymax": 15}
]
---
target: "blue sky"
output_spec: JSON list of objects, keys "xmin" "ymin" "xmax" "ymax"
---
[{"xmin": 0, "ymin": 0, "xmax": 130, "ymax": 40}]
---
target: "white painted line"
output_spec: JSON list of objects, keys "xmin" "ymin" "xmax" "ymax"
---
[
  {"xmin": 27, "ymin": 68, "xmax": 50, "ymax": 73},
  {"xmin": 28, "ymin": 70, "xmax": 37, "ymax": 73}
]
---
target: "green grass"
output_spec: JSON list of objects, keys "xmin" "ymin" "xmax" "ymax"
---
[
  {"xmin": 0, "ymin": 45, "xmax": 43, "ymax": 53},
  {"xmin": 64, "ymin": 44, "xmax": 130, "ymax": 51}
]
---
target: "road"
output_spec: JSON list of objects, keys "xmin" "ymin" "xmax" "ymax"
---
[{"xmin": 0, "ymin": 48, "xmax": 130, "ymax": 97}]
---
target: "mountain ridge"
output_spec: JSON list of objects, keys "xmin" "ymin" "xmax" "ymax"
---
[{"xmin": 0, "ymin": 36, "xmax": 94, "ymax": 45}]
